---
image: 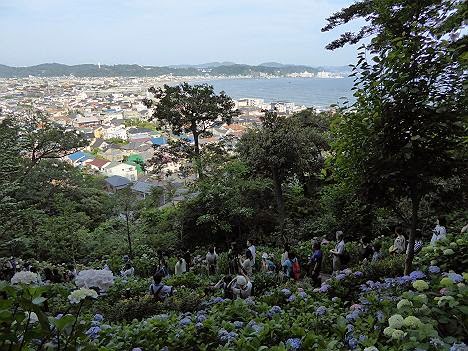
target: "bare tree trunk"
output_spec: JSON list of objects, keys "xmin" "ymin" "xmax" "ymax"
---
[
  {"xmin": 272, "ymin": 166, "xmax": 285, "ymax": 232},
  {"xmin": 192, "ymin": 131, "xmax": 203, "ymax": 179},
  {"xmin": 125, "ymin": 209, "xmax": 133, "ymax": 259},
  {"xmin": 404, "ymin": 194, "xmax": 420, "ymax": 275}
]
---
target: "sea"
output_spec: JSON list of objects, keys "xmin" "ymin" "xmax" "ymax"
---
[{"xmin": 189, "ymin": 77, "xmax": 355, "ymax": 109}]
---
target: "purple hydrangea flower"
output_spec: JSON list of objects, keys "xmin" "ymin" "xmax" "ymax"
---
[
  {"xmin": 319, "ymin": 284, "xmax": 330, "ymax": 293},
  {"xmin": 354, "ymin": 271, "xmax": 363, "ymax": 277},
  {"xmin": 285, "ymin": 337, "xmax": 302, "ymax": 350},
  {"xmin": 336, "ymin": 273, "xmax": 346, "ymax": 281},
  {"xmin": 281, "ymin": 288, "xmax": 292, "ymax": 297}
]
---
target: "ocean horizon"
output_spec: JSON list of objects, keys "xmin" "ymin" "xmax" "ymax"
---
[{"xmin": 188, "ymin": 77, "xmax": 355, "ymax": 108}]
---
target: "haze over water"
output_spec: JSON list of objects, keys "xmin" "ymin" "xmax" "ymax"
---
[{"xmin": 191, "ymin": 77, "xmax": 355, "ymax": 108}]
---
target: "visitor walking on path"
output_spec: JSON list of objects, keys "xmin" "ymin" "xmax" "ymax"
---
[
  {"xmin": 206, "ymin": 247, "xmax": 218, "ymax": 275},
  {"xmin": 308, "ymin": 242, "xmax": 322, "ymax": 286},
  {"xmin": 260, "ymin": 253, "xmax": 276, "ymax": 273},
  {"xmin": 431, "ymin": 217, "xmax": 447, "ymax": 245},
  {"xmin": 239, "ymin": 250, "xmax": 254, "ymax": 277},
  {"xmin": 330, "ymin": 231, "xmax": 346, "ymax": 273},
  {"xmin": 389, "ymin": 226, "xmax": 406, "ymax": 254},
  {"xmin": 174, "ymin": 255, "xmax": 187, "ymax": 275},
  {"xmin": 228, "ymin": 242, "xmax": 238, "ymax": 275},
  {"xmin": 183, "ymin": 250, "xmax": 191, "ymax": 271},
  {"xmin": 247, "ymin": 240, "xmax": 256, "ymax": 266},
  {"xmin": 281, "ymin": 244, "xmax": 289, "ymax": 266},
  {"xmin": 149, "ymin": 272, "xmax": 174, "ymax": 302}
]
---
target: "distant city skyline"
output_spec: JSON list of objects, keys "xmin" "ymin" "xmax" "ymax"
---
[{"xmin": 1, "ymin": 0, "xmax": 362, "ymax": 67}]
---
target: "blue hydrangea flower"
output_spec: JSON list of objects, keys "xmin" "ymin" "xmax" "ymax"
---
[
  {"xmin": 267, "ymin": 305, "xmax": 282, "ymax": 318},
  {"xmin": 346, "ymin": 324, "xmax": 354, "ymax": 333},
  {"xmin": 358, "ymin": 335, "xmax": 367, "ymax": 342},
  {"xmin": 375, "ymin": 311, "xmax": 385, "ymax": 322},
  {"xmin": 347, "ymin": 337, "xmax": 358, "ymax": 350},
  {"xmin": 332, "ymin": 297, "xmax": 339, "ymax": 302},
  {"xmin": 298, "ymin": 291, "xmax": 307, "ymax": 298},
  {"xmin": 315, "ymin": 306, "xmax": 327, "ymax": 316},
  {"xmin": 93, "ymin": 314, "xmax": 104, "ymax": 322},
  {"xmin": 428, "ymin": 265, "xmax": 441, "ymax": 274},
  {"xmin": 247, "ymin": 321, "xmax": 263, "ymax": 334},
  {"xmin": 346, "ymin": 310, "xmax": 361, "ymax": 322},
  {"xmin": 195, "ymin": 322, "xmax": 203, "ymax": 330},
  {"xmin": 409, "ymin": 271, "xmax": 426, "ymax": 281},
  {"xmin": 319, "ymin": 284, "xmax": 330, "ymax": 293},
  {"xmin": 281, "ymin": 288, "xmax": 292, "ymax": 297},
  {"xmin": 196, "ymin": 315, "xmax": 206, "ymax": 323},
  {"xmin": 218, "ymin": 329, "xmax": 238, "ymax": 344},
  {"xmin": 396, "ymin": 275, "xmax": 412, "ymax": 285},
  {"xmin": 179, "ymin": 317, "xmax": 192, "ymax": 327},
  {"xmin": 354, "ymin": 271, "xmax": 363, "ymax": 277},
  {"xmin": 447, "ymin": 272, "xmax": 463, "ymax": 283},
  {"xmin": 450, "ymin": 342, "xmax": 468, "ymax": 351},
  {"xmin": 287, "ymin": 294, "xmax": 296, "ymax": 302},
  {"xmin": 86, "ymin": 326, "xmax": 101, "ymax": 340},
  {"xmin": 285, "ymin": 337, "xmax": 302, "ymax": 350},
  {"xmin": 212, "ymin": 297, "xmax": 225, "ymax": 304},
  {"xmin": 233, "ymin": 321, "xmax": 244, "ymax": 329}
]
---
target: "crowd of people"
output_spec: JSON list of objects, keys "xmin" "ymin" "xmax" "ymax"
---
[{"xmin": 2, "ymin": 217, "xmax": 464, "ymax": 304}]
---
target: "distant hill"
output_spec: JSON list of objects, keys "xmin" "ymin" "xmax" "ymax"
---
[{"xmin": 0, "ymin": 62, "xmax": 350, "ymax": 78}]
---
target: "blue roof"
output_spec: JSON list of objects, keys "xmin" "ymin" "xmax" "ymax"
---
[
  {"xmin": 151, "ymin": 137, "xmax": 167, "ymax": 146},
  {"xmin": 68, "ymin": 151, "xmax": 87, "ymax": 162}
]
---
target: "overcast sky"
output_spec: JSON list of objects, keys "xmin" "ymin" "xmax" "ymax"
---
[{"xmin": 0, "ymin": 0, "xmax": 362, "ymax": 67}]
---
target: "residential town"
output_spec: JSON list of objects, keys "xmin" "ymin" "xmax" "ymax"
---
[{"xmin": 0, "ymin": 76, "xmax": 308, "ymax": 206}]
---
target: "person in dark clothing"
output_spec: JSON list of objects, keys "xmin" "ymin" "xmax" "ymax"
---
[
  {"xmin": 359, "ymin": 237, "xmax": 374, "ymax": 262},
  {"xmin": 308, "ymin": 242, "xmax": 323, "ymax": 286},
  {"xmin": 183, "ymin": 250, "xmax": 192, "ymax": 271}
]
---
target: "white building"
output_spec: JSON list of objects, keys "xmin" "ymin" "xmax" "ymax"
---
[
  {"xmin": 102, "ymin": 125, "xmax": 128, "ymax": 140},
  {"xmin": 103, "ymin": 162, "xmax": 138, "ymax": 181}
]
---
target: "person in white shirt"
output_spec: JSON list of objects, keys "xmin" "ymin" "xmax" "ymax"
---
[
  {"xmin": 174, "ymin": 255, "xmax": 187, "ymax": 275},
  {"xmin": 431, "ymin": 217, "xmax": 447, "ymax": 245},
  {"xmin": 149, "ymin": 273, "xmax": 173, "ymax": 302},
  {"xmin": 239, "ymin": 250, "xmax": 253, "ymax": 277},
  {"xmin": 121, "ymin": 263, "xmax": 135, "ymax": 277},
  {"xmin": 230, "ymin": 274, "xmax": 253, "ymax": 299},
  {"xmin": 247, "ymin": 240, "xmax": 256, "ymax": 266},
  {"xmin": 389, "ymin": 226, "xmax": 406, "ymax": 254},
  {"xmin": 330, "ymin": 231, "xmax": 345, "ymax": 272},
  {"xmin": 281, "ymin": 244, "xmax": 290, "ymax": 266},
  {"xmin": 206, "ymin": 247, "xmax": 218, "ymax": 275}
]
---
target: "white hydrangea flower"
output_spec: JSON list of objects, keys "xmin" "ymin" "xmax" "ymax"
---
[
  {"xmin": 68, "ymin": 287, "xmax": 98, "ymax": 304},
  {"xmin": 24, "ymin": 312, "xmax": 39, "ymax": 324},
  {"xmin": 11, "ymin": 271, "xmax": 39, "ymax": 285},
  {"xmin": 74, "ymin": 269, "xmax": 114, "ymax": 292}
]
